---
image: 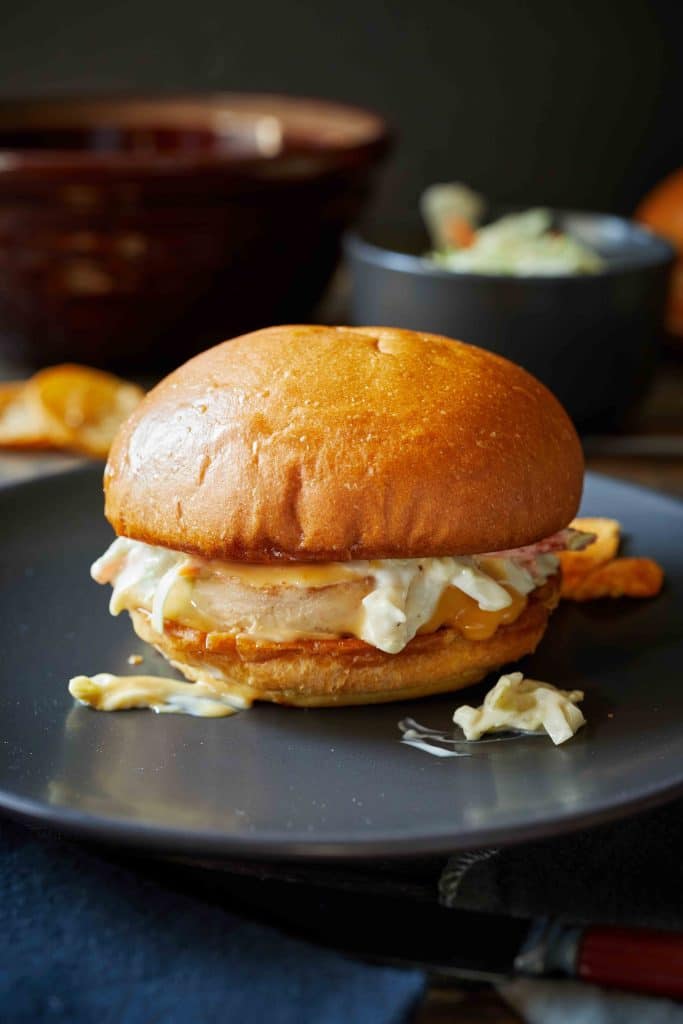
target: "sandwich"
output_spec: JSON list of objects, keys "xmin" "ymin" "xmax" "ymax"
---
[{"xmin": 88, "ymin": 325, "xmax": 586, "ymax": 708}]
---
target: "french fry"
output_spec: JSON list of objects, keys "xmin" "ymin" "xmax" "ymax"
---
[
  {"xmin": 0, "ymin": 382, "xmax": 53, "ymax": 449},
  {"xmin": 27, "ymin": 364, "xmax": 144, "ymax": 458},
  {"xmin": 559, "ymin": 517, "xmax": 621, "ymax": 596},
  {"xmin": 564, "ymin": 557, "xmax": 664, "ymax": 602}
]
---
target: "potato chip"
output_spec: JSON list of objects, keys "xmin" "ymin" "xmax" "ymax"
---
[
  {"xmin": 0, "ymin": 382, "xmax": 19, "ymax": 409},
  {"xmin": 559, "ymin": 517, "xmax": 621, "ymax": 596},
  {"xmin": 27, "ymin": 364, "xmax": 144, "ymax": 458},
  {"xmin": 0, "ymin": 382, "xmax": 54, "ymax": 449},
  {"xmin": 564, "ymin": 557, "xmax": 664, "ymax": 602}
]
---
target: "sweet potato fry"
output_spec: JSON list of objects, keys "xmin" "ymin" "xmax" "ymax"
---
[
  {"xmin": 563, "ymin": 557, "xmax": 664, "ymax": 601},
  {"xmin": 559, "ymin": 517, "xmax": 621, "ymax": 595}
]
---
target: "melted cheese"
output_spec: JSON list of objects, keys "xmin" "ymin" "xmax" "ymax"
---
[
  {"xmin": 417, "ymin": 584, "xmax": 527, "ymax": 640},
  {"xmin": 92, "ymin": 538, "xmax": 558, "ymax": 655},
  {"xmin": 69, "ymin": 673, "xmax": 252, "ymax": 717},
  {"xmin": 453, "ymin": 672, "xmax": 585, "ymax": 745},
  {"xmin": 210, "ymin": 561, "xmax": 359, "ymax": 588}
]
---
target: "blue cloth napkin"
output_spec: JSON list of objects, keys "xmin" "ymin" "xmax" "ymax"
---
[{"xmin": 0, "ymin": 819, "xmax": 424, "ymax": 1024}]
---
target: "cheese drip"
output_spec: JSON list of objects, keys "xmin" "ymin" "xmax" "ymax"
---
[
  {"xmin": 69, "ymin": 673, "xmax": 252, "ymax": 718},
  {"xmin": 92, "ymin": 539, "xmax": 558, "ymax": 655}
]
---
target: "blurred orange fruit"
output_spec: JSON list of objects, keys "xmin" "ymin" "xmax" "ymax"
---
[{"xmin": 636, "ymin": 169, "xmax": 683, "ymax": 336}]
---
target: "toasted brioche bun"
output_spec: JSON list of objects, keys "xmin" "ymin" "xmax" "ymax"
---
[
  {"xmin": 127, "ymin": 576, "xmax": 560, "ymax": 707},
  {"xmin": 105, "ymin": 325, "xmax": 583, "ymax": 562}
]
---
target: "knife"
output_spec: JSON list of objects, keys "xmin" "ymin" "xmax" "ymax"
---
[
  {"xmin": 330, "ymin": 904, "xmax": 683, "ymax": 1000},
  {"xmin": 127, "ymin": 851, "xmax": 683, "ymax": 1000},
  {"xmin": 333, "ymin": 906, "xmax": 683, "ymax": 1000},
  {"xmin": 187, "ymin": 864, "xmax": 683, "ymax": 999},
  {"xmin": 516, "ymin": 918, "xmax": 683, "ymax": 998}
]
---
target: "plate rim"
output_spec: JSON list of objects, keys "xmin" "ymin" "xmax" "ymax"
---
[{"xmin": 1, "ymin": 766, "xmax": 683, "ymax": 861}]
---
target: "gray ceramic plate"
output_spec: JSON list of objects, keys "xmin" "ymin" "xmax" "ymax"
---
[{"xmin": 0, "ymin": 467, "xmax": 681, "ymax": 859}]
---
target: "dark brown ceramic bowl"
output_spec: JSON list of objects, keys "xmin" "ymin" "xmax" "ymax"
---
[{"xmin": 0, "ymin": 95, "xmax": 389, "ymax": 370}]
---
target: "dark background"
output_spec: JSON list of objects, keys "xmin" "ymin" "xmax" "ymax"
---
[{"xmin": 0, "ymin": 0, "xmax": 681, "ymax": 222}]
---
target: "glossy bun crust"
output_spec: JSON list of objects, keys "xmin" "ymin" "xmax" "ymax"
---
[
  {"xmin": 127, "ymin": 577, "xmax": 560, "ymax": 707},
  {"xmin": 105, "ymin": 325, "xmax": 583, "ymax": 561}
]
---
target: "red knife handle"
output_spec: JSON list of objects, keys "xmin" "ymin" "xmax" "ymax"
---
[{"xmin": 577, "ymin": 926, "xmax": 683, "ymax": 1000}]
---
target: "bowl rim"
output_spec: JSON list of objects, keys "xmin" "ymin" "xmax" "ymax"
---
[
  {"xmin": 345, "ymin": 208, "xmax": 675, "ymax": 282},
  {"xmin": 0, "ymin": 92, "xmax": 391, "ymax": 180}
]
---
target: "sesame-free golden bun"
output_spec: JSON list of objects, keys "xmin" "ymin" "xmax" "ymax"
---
[
  {"xmin": 128, "ymin": 576, "xmax": 560, "ymax": 706},
  {"xmin": 105, "ymin": 325, "xmax": 583, "ymax": 561}
]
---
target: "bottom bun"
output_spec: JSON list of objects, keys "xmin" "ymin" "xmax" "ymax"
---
[{"xmin": 127, "ymin": 575, "xmax": 560, "ymax": 707}]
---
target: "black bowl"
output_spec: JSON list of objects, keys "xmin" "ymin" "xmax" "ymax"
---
[{"xmin": 345, "ymin": 211, "xmax": 674, "ymax": 429}]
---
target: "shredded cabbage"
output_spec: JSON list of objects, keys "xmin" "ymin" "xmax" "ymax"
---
[{"xmin": 426, "ymin": 202, "xmax": 604, "ymax": 276}]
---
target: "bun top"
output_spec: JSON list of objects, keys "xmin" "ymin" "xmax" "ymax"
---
[{"xmin": 105, "ymin": 325, "xmax": 583, "ymax": 561}]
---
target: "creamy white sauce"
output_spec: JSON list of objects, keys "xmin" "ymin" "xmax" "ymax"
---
[
  {"xmin": 151, "ymin": 562, "xmax": 188, "ymax": 633},
  {"xmin": 493, "ymin": 558, "xmax": 537, "ymax": 595},
  {"xmin": 69, "ymin": 673, "xmax": 252, "ymax": 718},
  {"xmin": 400, "ymin": 735, "xmax": 465, "ymax": 758},
  {"xmin": 398, "ymin": 719, "xmax": 470, "ymax": 758},
  {"xmin": 398, "ymin": 715, "xmax": 537, "ymax": 756},
  {"xmin": 92, "ymin": 537, "xmax": 556, "ymax": 656}
]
